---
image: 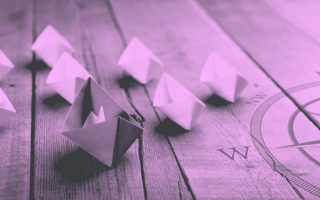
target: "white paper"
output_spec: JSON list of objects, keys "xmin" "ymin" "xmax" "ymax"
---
[
  {"xmin": 83, "ymin": 106, "xmax": 105, "ymax": 127},
  {"xmin": 62, "ymin": 78, "xmax": 143, "ymax": 167},
  {"xmin": 0, "ymin": 88, "xmax": 16, "ymax": 124},
  {"xmin": 0, "ymin": 49, "xmax": 14, "ymax": 81},
  {"xmin": 200, "ymin": 52, "xmax": 248, "ymax": 102},
  {"xmin": 31, "ymin": 25, "xmax": 75, "ymax": 68},
  {"xmin": 118, "ymin": 37, "xmax": 164, "ymax": 84},
  {"xmin": 46, "ymin": 52, "xmax": 92, "ymax": 104},
  {"xmin": 153, "ymin": 73, "xmax": 205, "ymax": 130}
]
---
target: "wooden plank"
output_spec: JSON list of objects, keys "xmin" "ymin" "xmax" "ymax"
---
[
  {"xmin": 0, "ymin": 0, "xmax": 32, "ymax": 199},
  {"xmin": 110, "ymin": 0, "xmax": 301, "ymax": 198},
  {"xmin": 198, "ymin": 0, "xmax": 320, "ymax": 89},
  {"xmin": 265, "ymin": 0, "xmax": 320, "ymax": 44},
  {"xmin": 33, "ymin": 0, "xmax": 145, "ymax": 199},
  {"xmin": 197, "ymin": 0, "xmax": 320, "ymax": 198}
]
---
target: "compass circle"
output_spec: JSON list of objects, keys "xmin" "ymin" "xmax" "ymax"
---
[
  {"xmin": 288, "ymin": 98, "xmax": 320, "ymax": 167},
  {"xmin": 250, "ymin": 82, "xmax": 320, "ymax": 197}
]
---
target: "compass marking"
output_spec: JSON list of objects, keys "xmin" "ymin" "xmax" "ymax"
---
[
  {"xmin": 278, "ymin": 140, "xmax": 320, "ymax": 148},
  {"xmin": 217, "ymin": 146, "xmax": 250, "ymax": 160},
  {"xmin": 250, "ymin": 82, "xmax": 320, "ymax": 197},
  {"xmin": 309, "ymin": 112, "xmax": 320, "ymax": 117}
]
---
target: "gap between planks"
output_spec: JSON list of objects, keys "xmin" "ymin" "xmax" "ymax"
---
[
  {"xmin": 195, "ymin": 0, "xmax": 320, "ymax": 198},
  {"xmin": 104, "ymin": 0, "xmax": 196, "ymax": 199},
  {"xmin": 29, "ymin": 0, "xmax": 38, "ymax": 199},
  {"xmin": 103, "ymin": 1, "xmax": 148, "ymax": 199},
  {"xmin": 196, "ymin": 0, "xmax": 320, "ymax": 136},
  {"xmin": 27, "ymin": 0, "xmax": 194, "ymax": 199}
]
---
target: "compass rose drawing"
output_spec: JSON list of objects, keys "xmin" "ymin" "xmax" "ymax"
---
[{"xmin": 251, "ymin": 82, "xmax": 320, "ymax": 197}]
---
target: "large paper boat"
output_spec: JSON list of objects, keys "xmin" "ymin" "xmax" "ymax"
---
[
  {"xmin": 118, "ymin": 37, "xmax": 164, "ymax": 84},
  {"xmin": 153, "ymin": 73, "xmax": 205, "ymax": 130},
  {"xmin": 31, "ymin": 25, "xmax": 75, "ymax": 68},
  {"xmin": 0, "ymin": 88, "xmax": 16, "ymax": 124},
  {"xmin": 0, "ymin": 49, "xmax": 14, "ymax": 81},
  {"xmin": 46, "ymin": 52, "xmax": 92, "ymax": 104},
  {"xmin": 200, "ymin": 52, "xmax": 248, "ymax": 102},
  {"xmin": 62, "ymin": 78, "xmax": 143, "ymax": 167}
]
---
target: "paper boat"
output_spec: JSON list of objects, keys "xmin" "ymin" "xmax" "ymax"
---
[
  {"xmin": 62, "ymin": 78, "xmax": 143, "ymax": 167},
  {"xmin": 31, "ymin": 25, "xmax": 75, "ymax": 68},
  {"xmin": 118, "ymin": 37, "xmax": 164, "ymax": 84},
  {"xmin": 46, "ymin": 52, "xmax": 92, "ymax": 104},
  {"xmin": 200, "ymin": 52, "xmax": 248, "ymax": 102},
  {"xmin": 0, "ymin": 49, "xmax": 14, "ymax": 81},
  {"xmin": 0, "ymin": 88, "xmax": 16, "ymax": 124},
  {"xmin": 153, "ymin": 73, "xmax": 205, "ymax": 130}
]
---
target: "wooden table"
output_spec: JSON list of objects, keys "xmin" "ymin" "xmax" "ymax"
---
[{"xmin": 1, "ymin": 0, "xmax": 320, "ymax": 199}]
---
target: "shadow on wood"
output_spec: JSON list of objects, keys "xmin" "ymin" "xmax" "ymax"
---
[
  {"xmin": 155, "ymin": 118, "xmax": 189, "ymax": 136},
  {"xmin": 42, "ymin": 94, "xmax": 70, "ymax": 108},
  {"xmin": 119, "ymin": 111, "xmax": 130, "ymax": 121},
  {"xmin": 117, "ymin": 74, "xmax": 141, "ymax": 91},
  {"xmin": 54, "ymin": 148, "xmax": 112, "ymax": 184},
  {"xmin": 26, "ymin": 59, "xmax": 49, "ymax": 72},
  {"xmin": 205, "ymin": 94, "xmax": 232, "ymax": 107}
]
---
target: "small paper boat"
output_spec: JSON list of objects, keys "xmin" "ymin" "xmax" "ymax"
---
[
  {"xmin": 46, "ymin": 52, "xmax": 92, "ymax": 104},
  {"xmin": 153, "ymin": 73, "xmax": 205, "ymax": 130},
  {"xmin": 31, "ymin": 25, "xmax": 75, "ymax": 68},
  {"xmin": 0, "ymin": 88, "xmax": 16, "ymax": 124},
  {"xmin": 200, "ymin": 52, "xmax": 248, "ymax": 102},
  {"xmin": 0, "ymin": 49, "xmax": 14, "ymax": 81},
  {"xmin": 62, "ymin": 78, "xmax": 143, "ymax": 167},
  {"xmin": 118, "ymin": 37, "xmax": 164, "ymax": 84}
]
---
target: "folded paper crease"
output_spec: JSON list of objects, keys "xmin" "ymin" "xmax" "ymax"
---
[
  {"xmin": 118, "ymin": 37, "xmax": 164, "ymax": 84},
  {"xmin": 153, "ymin": 73, "xmax": 205, "ymax": 130},
  {"xmin": 200, "ymin": 52, "xmax": 248, "ymax": 102},
  {"xmin": 62, "ymin": 78, "xmax": 143, "ymax": 167},
  {"xmin": 46, "ymin": 52, "xmax": 92, "ymax": 104},
  {"xmin": 0, "ymin": 49, "xmax": 14, "ymax": 81},
  {"xmin": 0, "ymin": 88, "xmax": 16, "ymax": 124},
  {"xmin": 31, "ymin": 25, "xmax": 75, "ymax": 67}
]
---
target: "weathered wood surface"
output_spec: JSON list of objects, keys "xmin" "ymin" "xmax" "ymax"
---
[
  {"xmin": 110, "ymin": 0, "xmax": 303, "ymax": 198},
  {"xmin": 33, "ymin": 0, "xmax": 195, "ymax": 199},
  {"xmin": 1, "ymin": 0, "xmax": 320, "ymax": 199},
  {"xmin": 198, "ymin": 0, "xmax": 320, "ymax": 96},
  {"xmin": 266, "ymin": 0, "xmax": 320, "ymax": 44},
  {"xmin": 31, "ymin": 0, "xmax": 195, "ymax": 199},
  {"xmin": 0, "ymin": 0, "xmax": 32, "ymax": 199},
  {"xmin": 198, "ymin": 0, "xmax": 320, "ymax": 198},
  {"xmin": 33, "ymin": 0, "xmax": 145, "ymax": 199}
]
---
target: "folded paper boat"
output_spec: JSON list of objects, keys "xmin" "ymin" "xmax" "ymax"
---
[
  {"xmin": 153, "ymin": 73, "xmax": 205, "ymax": 130},
  {"xmin": 0, "ymin": 88, "xmax": 16, "ymax": 124},
  {"xmin": 118, "ymin": 37, "xmax": 164, "ymax": 84},
  {"xmin": 46, "ymin": 52, "xmax": 92, "ymax": 104},
  {"xmin": 31, "ymin": 25, "xmax": 75, "ymax": 68},
  {"xmin": 0, "ymin": 49, "xmax": 14, "ymax": 81},
  {"xmin": 62, "ymin": 78, "xmax": 143, "ymax": 167},
  {"xmin": 200, "ymin": 52, "xmax": 248, "ymax": 102}
]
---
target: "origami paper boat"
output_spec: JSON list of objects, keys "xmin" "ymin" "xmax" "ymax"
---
[
  {"xmin": 153, "ymin": 73, "xmax": 205, "ymax": 130},
  {"xmin": 118, "ymin": 37, "xmax": 164, "ymax": 84},
  {"xmin": 0, "ymin": 49, "xmax": 14, "ymax": 81},
  {"xmin": 62, "ymin": 78, "xmax": 143, "ymax": 167},
  {"xmin": 46, "ymin": 52, "xmax": 92, "ymax": 104},
  {"xmin": 31, "ymin": 25, "xmax": 75, "ymax": 68},
  {"xmin": 0, "ymin": 88, "xmax": 16, "ymax": 124},
  {"xmin": 200, "ymin": 52, "xmax": 248, "ymax": 102}
]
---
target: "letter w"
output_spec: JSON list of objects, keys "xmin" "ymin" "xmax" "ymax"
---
[{"xmin": 217, "ymin": 146, "xmax": 250, "ymax": 160}]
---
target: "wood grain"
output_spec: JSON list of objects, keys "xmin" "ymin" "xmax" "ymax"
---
[
  {"xmin": 33, "ymin": 0, "xmax": 145, "ymax": 199},
  {"xmin": 198, "ymin": 0, "xmax": 320, "ymax": 198},
  {"xmin": 265, "ymin": 0, "xmax": 320, "ymax": 44},
  {"xmin": 110, "ymin": 0, "xmax": 301, "ymax": 198},
  {"xmin": 0, "ymin": 0, "xmax": 32, "ymax": 199}
]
